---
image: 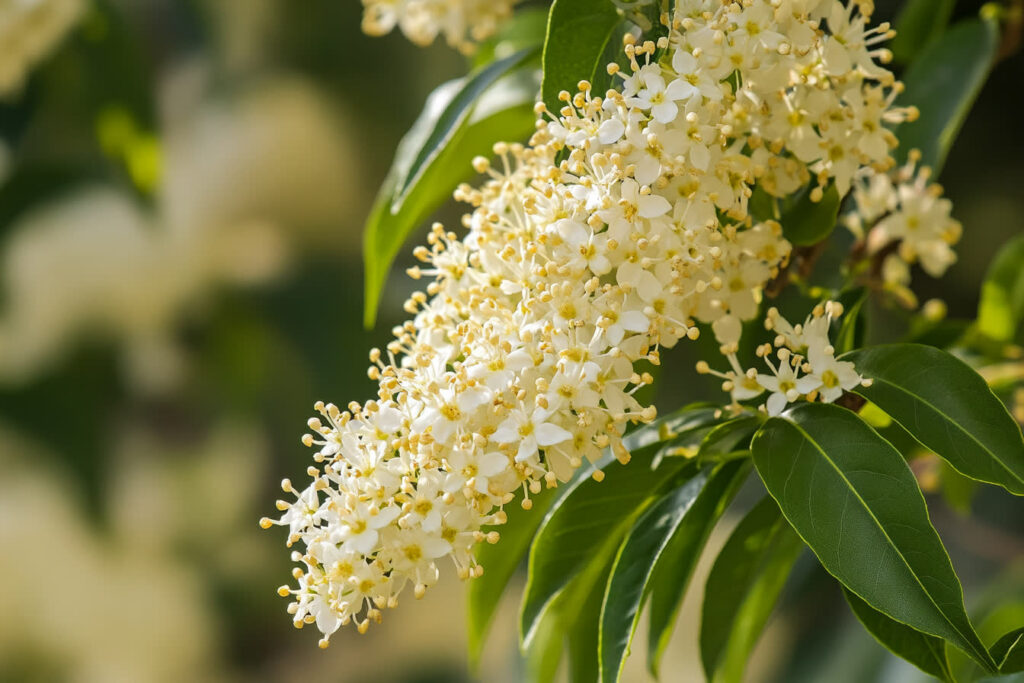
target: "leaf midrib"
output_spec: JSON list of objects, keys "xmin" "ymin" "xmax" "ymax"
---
[
  {"xmin": 780, "ymin": 418, "xmax": 991, "ymax": 667},
  {"xmin": 855, "ymin": 373, "xmax": 1024, "ymax": 489}
]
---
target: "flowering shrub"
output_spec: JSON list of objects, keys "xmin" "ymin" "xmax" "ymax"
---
[{"xmin": 266, "ymin": 0, "xmax": 1024, "ymax": 679}]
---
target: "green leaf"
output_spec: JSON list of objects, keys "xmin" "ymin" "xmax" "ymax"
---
[
  {"xmin": 566, "ymin": 546, "xmax": 619, "ymax": 683},
  {"xmin": 697, "ymin": 415, "xmax": 762, "ymax": 462},
  {"xmin": 467, "ymin": 486, "xmax": 557, "ymax": 668},
  {"xmin": 993, "ymin": 627, "xmax": 1024, "ymax": 674},
  {"xmin": 541, "ymin": 0, "xmax": 627, "ymax": 115},
  {"xmin": 894, "ymin": 17, "xmax": 999, "ymax": 174},
  {"xmin": 890, "ymin": 0, "xmax": 957, "ymax": 65},
  {"xmin": 598, "ymin": 462, "xmax": 743, "ymax": 682},
  {"xmin": 834, "ymin": 288, "xmax": 868, "ymax": 355},
  {"xmin": 645, "ymin": 460, "xmax": 750, "ymax": 678},
  {"xmin": 977, "ymin": 234, "xmax": 1024, "ymax": 343},
  {"xmin": 751, "ymin": 403, "xmax": 995, "ymax": 671},
  {"xmin": 844, "ymin": 344, "xmax": 1024, "ymax": 496},
  {"xmin": 780, "ymin": 183, "xmax": 842, "ymax": 247},
  {"xmin": 525, "ymin": 611, "xmax": 565, "ymax": 683},
  {"xmin": 362, "ymin": 64, "xmax": 539, "ymax": 326},
  {"xmin": 394, "ymin": 47, "xmax": 538, "ymax": 207},
  {"xmin": 520, "ymin": 444, "xmax": 696, "ymax": 646},
  {"xmin": 843, "ymin": 588, "xmax": 955, "ymax": 682},
  {"xmin": 700, "ymin": 495, "xmax": 805, "ymax": 683}
]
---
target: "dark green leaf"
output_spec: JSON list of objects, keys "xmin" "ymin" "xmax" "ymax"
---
[
  {"xmin": 700, "ymin": 496, "xmax": 804, "ymax": 683},
  {"xmin": 780, "ymin": 183, "xmax": 841, "ymax": 246},
  {"xmin": 646, "ymin": 460, "xmax": 751, "ymax": 678},
  {"xmin": 468, "ymin": 486, "xmax": 557, "ymax": 668},
  {"xmin": 362, "ymin": 68, "xmax": 539, "ymax": 326},
  {"xmin": 844, "ymin": 344, "xmax": 1024, "ymax": 496},
  {"xmin": 844, "ymin": 587, "xmax": 955, "ymax": 682},
  {"xmin": 894, "ymin": 17, "xmax": 999, "ymax": 174},
  {"xmin": 890, "ymin": 0, "xmax": 957, "ymax": 64},
  {"xmin": 994, "ymin": 627, "xmax": 1024, "ymax": 674},
  {"xmin": 541, "ymin": 0, "xmax": 625, "ymax": 115},
  {"xmin": 751, "ymin": 402, "xmax": 995, "ymax": 670},
  {"xmin": 566, "ymin": 544, "xmax": 619, "ymax": 683},
  {"xmin": 520, "ymin": 445, "xmax": 696, "ymax": 646},
  {"xmin": 599, "ymin": 463, "xmax": 741, "ymax": 682},
  {"xmin": 977, "ymin": 234, "xmax": 1024, "ymax": 343}
]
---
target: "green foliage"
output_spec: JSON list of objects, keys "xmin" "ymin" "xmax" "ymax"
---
[
  {"xmin": 781, "ymin": 184, "xmax": 842, "ymax": 246},
  {"xmin": 519, "ymin": 438, "xmax": 695, "ymax": 647},
  {"xmin": 894, "ymin": 16, "xmax": 1000, "ymax": 174},
  {"xmin": 700, "ymin": 495, "xmax": 805, "ymax": 683},
  {"xmin": 362, "ymin": 48, "xmax": 540, "ymax": 327},
  {"xmin": 599, "ymin": 463, "xmax": 745, "ymax": 682},
  {"xmin": 539, "ymin": 0, "xmax": 654, "ymax": 116},
  {"xmin": 977, "ymin": 235, "xmax": 1024, "ymax": 343},
  {"xmin": 845, "ymin": 344, "xmax": 1024, "ymax": 496},
  {"xmin": 890, "ymin": 0, "xmax": 957, "ymax": 65},
  {"xmin": 844, "ymin": 588, "xmax": 955, "ymax": 682},
  {"xmin": 993, "ymin": 627, "xmax": 1024, "ymax": 674},
  {"xmin": 751, "ymin": 403, "xmax": 995, "ymax": 671},
  {"xmin": 467, "ymin": 486, "xmax": 557, "ymax": 668},
  {"xmin": 646, "ymin": 460, "xmax": 750, "ymax": 677}
]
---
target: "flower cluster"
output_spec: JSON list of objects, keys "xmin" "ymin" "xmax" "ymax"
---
[
  {"xmin": 360, "ymin": 0, "xmax": 517, "ymax": 53},
  {"xmin": 267, "ymin": 0, "xmax": 912, "ymax": 644},
  {"xmin": 0, "ymin": 0, "xmax": 84, "ymax": 97},
  {"xmin": 846, "ymin": 153, "xmax": 962, "ymax": 298},
  {"xmin": 699, "ymin": 301, "xmax": 868, "ymax": 415}
]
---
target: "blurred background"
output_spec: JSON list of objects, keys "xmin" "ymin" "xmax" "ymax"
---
[{"xmin": 0, "ymin": 1, "xmax": 1021, "ymax": 682}]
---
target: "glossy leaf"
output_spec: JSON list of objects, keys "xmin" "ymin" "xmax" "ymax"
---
[
  {"xmin": 467, "ymin": 486, "xmax": 557, "ymax": 668},
  {"xmin": 977, "ymin": 234, "xmax": 1024, "ymax": 343},
  {"xmin": 520, "ymin": 445, "xmax": 696, "ymax": 646},
  {"xmin": 890, "ymin": 0, "xmax": 956, "ymax": 64},
  {"xmin": 844, "ymin": 588, "xmax": 955, "ymax": 682},
  {"xmin": 700, "ymin": 495, "xmax": 804, "ymax": 683},
  {"xmin": 566, "ymin": 545, "xmax": 619, "ymax": 683},
  {"xmin": 599, "ymin": 464, "xmax": 737, "ymax": 682},
  {"xmin": 473, "ymin": 6, "xmax": 550, "ymax": 68},
  {"xmin": 894, "ymin": 17, "xmax": 999, "ymax": 174},
  {"xmin": 362, "ymin": 67, "xmax": 539, "ymax": 326},
  {"xmin": 646, "ymin": 460, "xmax": 751, "ymax": 678},
  {"xmin": 994, "ymin": 627, "xmax": 1024, "ymax": 674},
  {"xmin": 751, "ymin": 402, "xmax": 995, "ymax": 670},
  {"xmin": 540, "ymin": 0, "xmax": 627, "ymax": 115},
  {"xmin": 845, "ymin": 344, "xmax": 1024, "ymax": 496},
  {"xmin": 394, "ymin": 48, "xmax": 538, "ymax": 206}
]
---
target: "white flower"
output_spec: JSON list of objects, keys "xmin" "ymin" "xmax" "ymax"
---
[{"xmin": 493, "ymin": 406, "xmax": 573, "ymax": 463}]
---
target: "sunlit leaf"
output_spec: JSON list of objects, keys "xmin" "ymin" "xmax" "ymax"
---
[
  {"xmin": 977, "ymin": 234, "xmax": 1024, "ymax": 343},
  {"xmin": 362, "ymin": 62, "xmax": 539, "ymax": 326},
  {"xmin": 845, "ymin": 344, "xmax": 1024, "ymax": 496},
  {"xmin": 752, "ymin": 403, "xmax": 995, "ymax": 670}
]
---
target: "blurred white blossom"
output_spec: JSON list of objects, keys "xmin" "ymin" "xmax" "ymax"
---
[
  {"xmin": 361, "ymin": 0, "xmax": 517, "ymax": 53},
  {"xmin": 0, "ymin": 72, "xmax": 359, "ymax": 388}
]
